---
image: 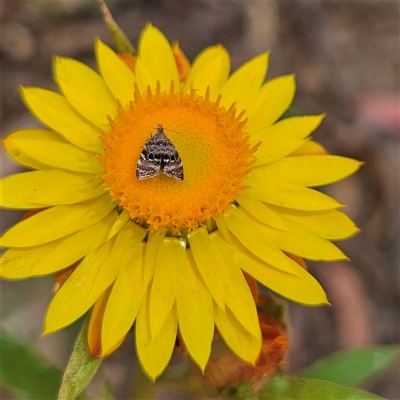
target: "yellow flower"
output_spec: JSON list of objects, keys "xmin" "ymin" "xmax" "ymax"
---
[{"xmin": 0, "ymin": 24, "xmax": 361, "ymax": 380}]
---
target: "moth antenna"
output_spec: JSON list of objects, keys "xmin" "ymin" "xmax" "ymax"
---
[{"xmin": 153, "ymin": 126, "xmax": 184, "ymax": 135}]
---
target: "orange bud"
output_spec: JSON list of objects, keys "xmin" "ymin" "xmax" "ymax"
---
[
  {"xmin": 54, "ymin": 262, "xmax": 79, "ymax": 293},
  {"xmin": 118, "ymin": 53, "xmax": 136, "ymax": 72},
  {"xmin": 172, "ymin": 41, "xmax": 191, "ymax": 82},
  {"xmin": 285, "ymin": 251, "xmax": 308, "ymax": 270},
  {"xmin": 243, "ymin": 272, "xmax": 259, "ymax": 302},
  {"xmin": 203, "ymin": 296, "xmax": 288, "ymax": 391}
]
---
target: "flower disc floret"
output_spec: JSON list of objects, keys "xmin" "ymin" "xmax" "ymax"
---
[{"xmin": 100, "ymin": 82, "xmax": 257, "ymax": 230}]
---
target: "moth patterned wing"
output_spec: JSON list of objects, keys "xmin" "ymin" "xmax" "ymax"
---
[
  {"xmin": 162, "ymin": 149, "xmax": 184, "ymax": 181},
  {"xmin": 136, "ymin": 134, "xmax": 162, "ymax": 180}
]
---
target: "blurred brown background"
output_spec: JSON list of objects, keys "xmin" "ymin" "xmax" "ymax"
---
[{"xmin": 1, "ymin": 1, "xmax": 399, "ymax": 399}]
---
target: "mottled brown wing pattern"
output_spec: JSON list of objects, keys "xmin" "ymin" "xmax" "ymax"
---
[{"xmin": 136, "ymin": 125, "xmax": 184, "ymax": 181}]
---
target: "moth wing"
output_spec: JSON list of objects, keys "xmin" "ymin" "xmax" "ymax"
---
[
  {"xmin": 162, "ymin": 153, "xmax": 184, "ymax": 181},
  {"xmin": 136, "ymin": 151, "xmax": 161, "ymax": 180}
]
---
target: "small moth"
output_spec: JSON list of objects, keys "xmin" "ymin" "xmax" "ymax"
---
[{"xmin": 136, "ymin": 124, "xmax": 184, "ymax": 181}]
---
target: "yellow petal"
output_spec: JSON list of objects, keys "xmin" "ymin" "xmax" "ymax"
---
[
  {"xmin": 187, "ymin": 227, "xmax": 226, "ymax": 311},
  {"xmin": 254, "ymin": 139, "xmax": 307, "ymax": 166},
  {"xmin": 20, "ymin": 87, "xmax": 103, "ymax": 153},
  {"xmin": 3, "ymin": 132, "xmax": 50, "ymax": 170},
  {"xmin": 256, "ymin": 155, "xmax": 363, "ymax": 187},
  {"xmin": 247, "ymin": 75, "xmax": 296, "ymax": 133},
  {"xmin": 2, "ymin": 130, "xmax": 102, "ymax": 173},
  {"xmin": 134, "ymin": 58, "xmax": 156, "ymax": 93},
  {"xmin": 1, "ymin": 195, "xmax": 115, "ymax": 247},
  {"xmin": 95, "ymin": 39, "xmax": 136, "ymax": 107},
  {"xmin": 269, "ymin": 206, "xmax": 359, "ymax": 240},
  {"xmin": 1, "ymin": 240, "xmax": 62, "ymax": 279},
  {"xmin": 290, "ymin": 140, "xmax": 328, "ymax": 156},
  {"xmin": 88, "ymin": 286, "xmax": 112, "ymax": 356},
  {"xmin": 219, "ymin": 207, "xmax": 298, "ymax": 274},
  {"xmin": 33, "ymin": 211, "xmax": 118, "ymax": 275},
  {"xmin": 0, "ymin": 170, "xmax": 104, "ymax": 209},
  {"xmin": 213, "ymin": 210, "xmax": 232, "ymax": 243},
  {"xmin": 253, "ymin": 114, "xmax": 325, "ymax": 143},
  {"xmin": 184, "ymin": 45, "xmax": 230, "ymax": 98},
  {"xmin": 136, "ymin": 287, "xmax": 178, "ymax": 381},
  {"xmin": 245, "ymin": 210, "xmax": 347, "ymax": 261},
  {"xmin": 219, "ymin": 52, "xmax": 269, "ymax": 112},
  {"xmin": 107, "ymin": 209, "xmax": 130, "ymax": 240},
  {"xmin": 53, "ymin": 56, "xmax": 116, "ymax": 127},
  {"xmin": 138, "ymin": 24, "xmax": 179, "ymax": 91},
  {"xmin": 0, "ymin": 212, "xmax": 117, "ymax": 279},
  {"xmin": 44, "ymin": 243, "xmax": 112, "ymax": 334},
  {"xmin": 210, "ymin": 232, "xmax": 260, "ymax": 339},
  {"xmin": 233, "ymin": 244, "xmax": 329, "ymax": 305},
  {"xmin": 248, "ymin": 174, "xmax": 343, "ymax": 210},
  {"xmin": 101, "ymin": 250, "xmax": 145, "ymax": 356},
  {"xmin": 102, "ymin": 325, "xmax": 128, "ymax": 357},
  {"xmin": 150, "ymin": 238, "xmax": 186, "ymax": 337},
  {"xmin": 236, "ymin": 195, "xmax": 287, "ymax": 230},
  {"xmin": 88, "ymin": 221, "xmax": 147, "ymax": 301},
  {"xmin": 144, "ymin": 228, "xmax": 167, "ymax": 287},
  {"xmin": 287, "ymin": 253, "xmax": 307, "ymax": 269},
  {"xmin": 176, "ymin": 250, "xmax": 214, "ymax": 371},
  {"xmin": 214, "ymin": 303, "xmax": 261, "ymax": 364}
]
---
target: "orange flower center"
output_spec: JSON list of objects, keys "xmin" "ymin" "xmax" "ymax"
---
[{"xmin": 100, "ymin": 82, "xmax": 257, "ymax": 231}]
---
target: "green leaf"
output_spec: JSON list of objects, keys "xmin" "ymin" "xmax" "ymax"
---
[
  {"xmin": 260, "ymin": 376, "xmax": 385, "ymax": 399},
  {"xmin": 298, "ymin": 346, "xmax": 400, "ymax": 387},
  {"xmin": 223, "ymin": 384, "xmax": 257, "ymax": 400},
  {"xmin": 58, "ymin": 318, "xmax": 102, "ymax": 400},
  {"xmin": 0, "ymin": 329, "xmax": 62, "ymax": 399}
]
